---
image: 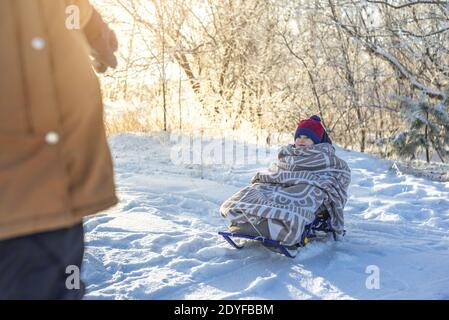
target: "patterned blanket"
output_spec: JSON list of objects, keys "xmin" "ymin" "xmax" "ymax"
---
[{"xmin": 219, "ymin": 143, "xmax": 351, "ymax": 245}]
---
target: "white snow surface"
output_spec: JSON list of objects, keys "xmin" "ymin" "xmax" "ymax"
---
[{"xmin": 82, "ymin": 133, "xmax": 449, "ymax": 300}]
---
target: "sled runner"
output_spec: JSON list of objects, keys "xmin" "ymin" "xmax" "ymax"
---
[
  {"xmin": 218, "ymin": 231, "xmax": 299, "ymax": 258},
  {"xmin": 219, "ymin": 212, "xmax": 343, "ymax": 258}
]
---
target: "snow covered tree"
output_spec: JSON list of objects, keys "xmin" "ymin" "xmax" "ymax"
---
[{"xmin": 389, "ymin": 86, "xmax": 449, "ymax": 162}]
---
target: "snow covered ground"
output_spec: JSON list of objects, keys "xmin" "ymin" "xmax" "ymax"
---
[{"xmin": 82, "ymin": 132, "xmax": 449, "ymax": 300}]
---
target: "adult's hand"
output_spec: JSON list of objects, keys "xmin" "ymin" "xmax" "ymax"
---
[{"xmin": 83, "ymin": 8, "xmax": 118, "ymax": 73}]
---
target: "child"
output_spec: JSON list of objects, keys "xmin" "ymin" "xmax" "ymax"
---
[
  {"xmin": 294, "ymin": 115, "xmax": 332, "ymax": 148},
  {"xmin": 227, "ymin": 115, "xmax": 335, "ymax": 240},
  {"xmin": 293, "ymin": 115, "xmax": 333, "ymax": 220}
]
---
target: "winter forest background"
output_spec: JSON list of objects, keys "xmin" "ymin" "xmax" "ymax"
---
[{"xmin": 92, "ymin": 0, "xmax": 449, "ymax": 174}]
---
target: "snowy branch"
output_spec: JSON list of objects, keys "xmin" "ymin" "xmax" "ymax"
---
[
  {"xmin": 372, "ymin": 46, "xmax": 445, "ymax": 99},
  {"xmin": 398, "ymin": 27, "xmax": 449, "ymax": 38},
  {"xmin": 366, "ymin": 0, "xmax": 449, "ymax": 10},
  {"xmin": 327, "ymin": 0, "xmax": 446, "ymax": 100}
]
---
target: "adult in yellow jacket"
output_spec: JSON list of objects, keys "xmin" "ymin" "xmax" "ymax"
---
[{"xmin": 0, "ymin": 0, "xmax": 118, "ymax": 299}]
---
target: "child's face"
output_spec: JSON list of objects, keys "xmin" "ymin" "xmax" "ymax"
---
[{"xmin": 295, "ymin": 135, "xmax": 314, "ymax": 148}]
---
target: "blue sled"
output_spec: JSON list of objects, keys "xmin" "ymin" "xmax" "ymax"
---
[
  {"xmin": 218, "ymin": 231, "xmax": 298, "ymax": 258},
  {"xmin": 219, "ymin": 214, "xmax": 342, "ymax": 258}
]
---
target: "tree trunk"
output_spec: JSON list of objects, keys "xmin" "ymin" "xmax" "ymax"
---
[{"xmin": 425, "ymin": 111, "xmax": 430, "ymax": 163}]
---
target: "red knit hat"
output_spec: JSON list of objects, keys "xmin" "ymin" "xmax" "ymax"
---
[{"xmin": 295, "ymin": 115, "xmax": 325, "ymax": 144}]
